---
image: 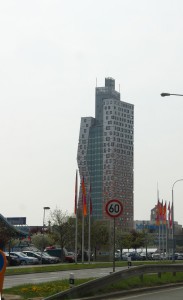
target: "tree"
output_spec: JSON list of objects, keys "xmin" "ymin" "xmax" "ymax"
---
[
  {"xmin": 120, "ymin": 233, "xmax": 133, "ymax": 251},
  {"xmin": 49, "ymin": 208, "xmax": 72, "ymax": 260},
  {"xmin": 115, "ymin": 230, "xmax": 145, "ymax": 254},
  {"xmin": 31, "ymin": 233, "xmax": 54, "ymax": 250},
  {"xmin": 90, "ymin": 220, "xmax": 109, "ymax": 260}
]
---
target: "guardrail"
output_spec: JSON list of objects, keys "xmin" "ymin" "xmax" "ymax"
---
[{"xmin": 44, "ymin": 264, "xmax": 183, "ymax": 300}]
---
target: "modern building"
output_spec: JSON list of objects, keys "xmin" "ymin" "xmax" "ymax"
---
[{"xmin": 77, "ymin": 77, "xmax": 134, "ymax": 231}]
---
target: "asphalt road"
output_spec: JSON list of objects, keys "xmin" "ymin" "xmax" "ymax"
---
[
  {"xmin": 4, "ymin": 266, "xmax": 126, "ymax": 289},
  {"xmin": 110, "ymin": 286, "xmax": 183, "ymax": 299}
]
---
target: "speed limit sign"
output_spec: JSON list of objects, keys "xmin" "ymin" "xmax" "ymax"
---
[{"xmin": 105, "ymin": 199, "xmax": 123, "ymax": 218}]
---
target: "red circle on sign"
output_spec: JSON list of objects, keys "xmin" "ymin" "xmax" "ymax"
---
[{"xmin": 105, "ymin": 199, "xmax": 123, "ymax": 218}]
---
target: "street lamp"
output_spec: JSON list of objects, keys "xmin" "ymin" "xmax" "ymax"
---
[
  {"xmin": 172, "ymin": 180, "xmax": 183, "ymax": 262},
  {"xmin": 41, "ymin": 206, "xmax": 50, "ymax": 263},
  {"xmin": 161, "ymin": 93, "xmax": 183, "ymax": 97},
  {"xmin": 161, "ymin": 93, "xmax": 183, "ymax": 260}
]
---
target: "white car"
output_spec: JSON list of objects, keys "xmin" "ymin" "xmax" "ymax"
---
[
  {"xmin": 152, "ymin": 253, "xmax": 161, "ymax": 260},
  {"xmin": 10, "ymin": 252, "xmax": 39, "ymax": 265}
]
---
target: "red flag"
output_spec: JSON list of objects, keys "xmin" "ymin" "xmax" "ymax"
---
[
  {"xmin": 74, "ymin": 170, "xmax": 78, "ymax": 215},
  {"xmin": 156, "ymin": 200, "xmax": 160, "ymax": 226},
  {"xmin": 90, "ymin": 184, "xmax": 92, "ymax": 215},
  {"xmin": 159, "ymin": 200, "xmax": 163, "ymax": 221},
  {"xmin": 163, "ymin": 201, "xmax": 166, "ymax": 224},
  {"xmin": 81, "ymin": 176, "xmax": 87, "ymax": 216},
  {"xmin": 169, "ymin": 202, "xmax": 173, "ymax": 228},
  {"xmin": 168, "ymin": 201, "xmax": 171, "ymax": 228}
]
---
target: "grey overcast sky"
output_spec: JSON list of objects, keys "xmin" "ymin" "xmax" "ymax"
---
[{"xmin": 1, "ymin": 0, "xmax": 183, "ymax": 226}]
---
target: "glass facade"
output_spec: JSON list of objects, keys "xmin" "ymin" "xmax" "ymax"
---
[{"xmin": 77, "ymin": 78, "xmax": 134, "ymax": 231}]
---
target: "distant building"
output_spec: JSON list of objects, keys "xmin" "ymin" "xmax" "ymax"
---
[
  {"xmin": 77, "ymin": 77, "xmax": 134, "ymax": 231},
  {"xmin": 6, "ymin": 217, "xmax": 26, "ymax": 226},
  {"xmin": 134, "ymin": 220, "xmax": 157, "ymax": 233}
]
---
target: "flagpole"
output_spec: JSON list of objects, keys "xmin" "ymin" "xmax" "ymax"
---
[
  {"xmin": 75, "ymin": 170, "xmax": 78, "ymax": 264},
  {"xmin": 88, "ymin": 205, "xmax": 91, "ymax": 264},
  {"xmin": 82, "ymin": 212, "xmax": 84, "ymax": 263},
  {"xmin": 166, "ymin": 221, "xmax": 168, "ymax": 259},
  {"xmin": 158, "ymin": 224, "xmax": 161, "ymax": 254},
  {"xmin": 88, "ymin": 184, "xmax": 92, "ymax": 264},
  {"xmin": 75, "ymin": 213, "xmax": 78, "ymax": 264},
  {"xmin": 164, "ymin": 201, "xmax": 167, "ymax": 259},
  {"xmin": 157, "ymin": 184, "xmax": 161, "ymax": 254},
  {"xmin": 81, "ymin": 176, "xmax": 87, "ymax": 264},
  {"xmin": 162, "ymin": 218, "xmax": 164, "ymax": 259}
]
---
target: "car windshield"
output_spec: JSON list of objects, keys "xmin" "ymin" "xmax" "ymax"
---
[
  {"xmin": 42, "ymin": 252, "xmax": 51, "ymax": 257},
  {"xmin": 15, "ymin": 252, "xmax": 28, "ymax": 258}
]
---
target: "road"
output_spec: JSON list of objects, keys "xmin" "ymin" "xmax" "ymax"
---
[
  {"xmin": 4, "ymin": 266, "xmax": 183, "ymax": 299},
  {"xmin": 4, "ymin": 266, "xmax": 126, "ymax": 288},
  {"xmin": 110, "ymin": 286, "xmax": 183, "ymax": 299}
]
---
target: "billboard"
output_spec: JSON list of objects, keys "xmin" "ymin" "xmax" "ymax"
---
[{"xmin": 7, "ymin": 217, "xmax": 26, "ymax": 225}]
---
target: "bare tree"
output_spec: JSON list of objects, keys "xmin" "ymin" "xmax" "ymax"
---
[{"xmin": 49, "ymin": 208, "xmax": 71, "ymax": 260}]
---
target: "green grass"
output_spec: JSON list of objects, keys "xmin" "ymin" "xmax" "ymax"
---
[
  {"xmin": 5, "ymin": 262, "xmax": 114, "ymax": 275},
  {"xmin": 100, "ymin": 272, "xmax": 183, "ymax": 293},
  {"xmin": 3, "ymin": 278, "xmax": 92, "ymax": 299},
  {"xmin": 5, "ymin": 260, "xmax": 177, "ymax": 276},
  {"xmin": 3, "ymin": 273, "xmax": 183, "ymax": 299}
]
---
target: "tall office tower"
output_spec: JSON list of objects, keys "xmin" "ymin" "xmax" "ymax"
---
[{"xmin": 77, "ymin": 78, "xmax": 134, "ymax": 231}]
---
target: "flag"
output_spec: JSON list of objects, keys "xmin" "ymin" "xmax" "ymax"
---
[
  {"xmin": 159, "ymin": 200, "xmax": 163, "ymax": 221},
  {"xmin": 74, "ymin": 170, "xmax": 78, "ymax": 215},
  {"xmin": 81, "ymin": 176, "xmax": 87, "ymax": 216},
  {"xmin": 156, "ymin": 200, "xmax": 160, "ymax": 226},
  {"xmin": 169, "ymin": 202, "xmax": 173, "ymax": 228},
  {"xmin": 163, "ymin": 201, "xmax": 166, "ymax": 224},
  {"xmin": 168, "ymin": 201, "xmax": 171, "ymax": 228},
  {"xmin": 90, "ymin": 184, "xmax": 92, "ymax": 215}
]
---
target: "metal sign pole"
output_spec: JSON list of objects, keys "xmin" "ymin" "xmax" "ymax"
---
[
  {"xmin": 105, "ymin": 199, "xmax": 123, "ymax": 274},
  {"xmin": 113, "ymin": 218, "xmax": 116, "ymax": 272},
  {"xmin": 0, "ymin": 250, "xmax": 7, "ymax": 300}
]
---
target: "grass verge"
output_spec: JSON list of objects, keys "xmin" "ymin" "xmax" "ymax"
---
[
  {"xmin": 3, "ymin": 272, "xmax": 183, "ymax": 299},
  {"xmin": 5, "ymin": 260, "xmax": 177, "ymax": 276}
]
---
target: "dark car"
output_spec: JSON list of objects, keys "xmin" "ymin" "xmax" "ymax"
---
[
  {"xmin": 126, "ymin": 252, "xmax": 143, "ymax": 261},
  {"xmin": 5, "ymin": 253, "xmax": 21, "ymax": 266},
  {"xmin": 23, "ymin": 250, "xmax": 59, "ymax": 264},
  {"xmin": 10, "ymin": 251, "xmax": 39, "ymax": 265},
  {"xmin": 42, "ymin": 252, "xmax": 60, "ymax": 263},
  {"xmin": 44, "ymin": 248, "xmax": 67, "ymax": 262},
  {"xmin": 77, "ymin": 250, "xmax": 89, "ymax": 262},
  {"xmin": 65, "ymin": 252, "xmax": 75, "ymax": 263}
]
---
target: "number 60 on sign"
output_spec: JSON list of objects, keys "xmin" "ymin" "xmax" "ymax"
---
[{"xmin": 105, "ymin": 199, "xmax": 123, "ymax": 218}]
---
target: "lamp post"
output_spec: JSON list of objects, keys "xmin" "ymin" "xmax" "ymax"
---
[
  {"xmin": 172, "ymin": 180, "xmax": 183, "ymax": 262},
  {"xmin": 161, "ymin": 93, "xmax": 183, "ymax": 97},
  {"xmin": 41, "ymin": 206, "xmax": 50, "ymax": 264}
]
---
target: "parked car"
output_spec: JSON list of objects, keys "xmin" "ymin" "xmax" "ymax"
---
[
  {"xmin": 41, "ymin": 252, "xmax": 60, "ymax": 263},
  {"xmin": 23, "ymin": 250, "xmax": 59, "ymax": 264},
  {"xmin": 115, "ymin": 252, "xmax": 121, "ymax": 261},
  {"xmin": 10, "ymin": 252, "xmax": 39, "ymax": 265},
  {"xmin": 152, "ymin": 252, "xmax": 161, "ymax": 260},
  {"xmin": 77, "ymin": 250, "xmax": 90, "ymax": 262},
  {"xmin": 5, "ymin": 253, "xmax": 21, "ymax": 266},
  {"xmin": 125, "ymin": 252, "xmax": 143, "ymax": 261},
  {"xmin": 44, "ymin": 248, "xmax": 67, "ymax": 262},
  {"xmin": 139, "ymin": 252, "xmax": 153, "ymax": 260},
  {"xmin": 65, "ymin": 252, "xmax": 75, "ymax": 263}
]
